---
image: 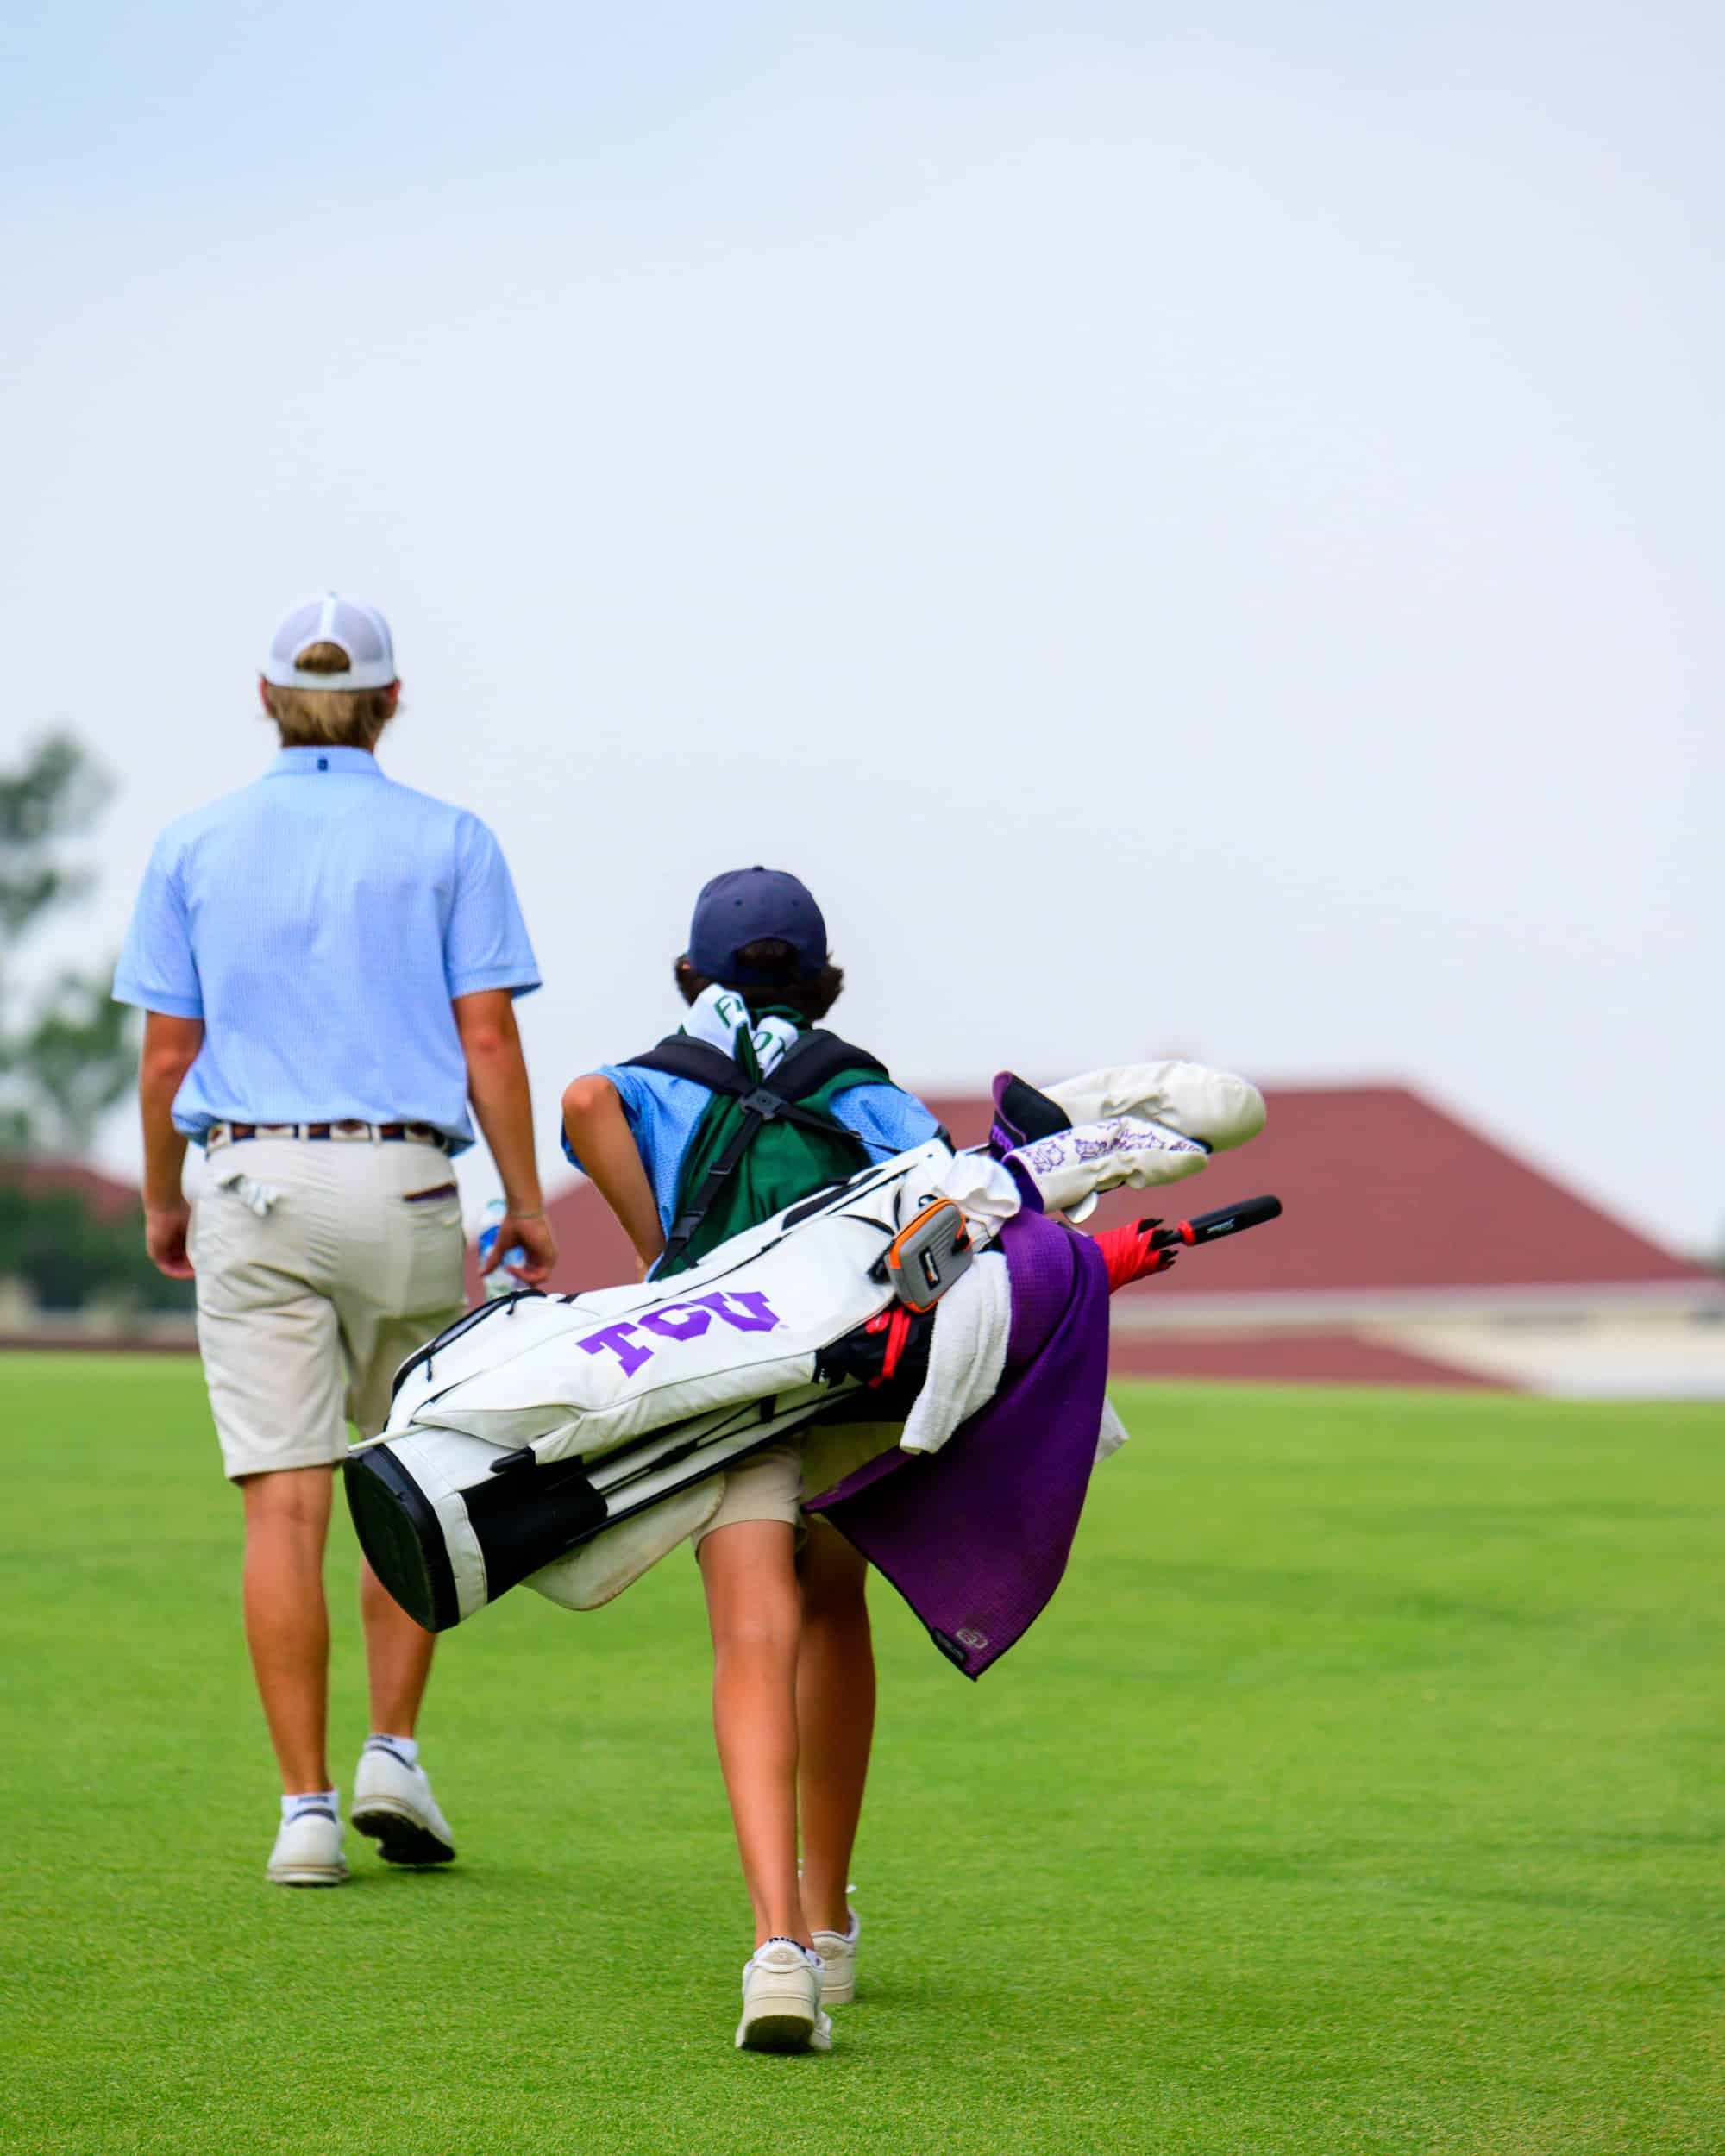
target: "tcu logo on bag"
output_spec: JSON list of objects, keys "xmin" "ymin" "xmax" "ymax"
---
[{"xmin": 575, "ymin": 1289, "xmax": 781, "ymax": 1378}]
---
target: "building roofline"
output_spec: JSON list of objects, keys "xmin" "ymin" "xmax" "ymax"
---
[{"xmin": 1111, "ymin": 1277, "xmax": 1725, "ymax": 1332}]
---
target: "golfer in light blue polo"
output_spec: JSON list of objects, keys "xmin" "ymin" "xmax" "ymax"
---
[{"xmin": 115, "ymin": 592, "xmax": 558, "ymax": 1887}]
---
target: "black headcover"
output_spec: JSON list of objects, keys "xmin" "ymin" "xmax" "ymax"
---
[{"xmin": 988, "ymin": 1072, "xmax": 1071, "ymax": 1158}]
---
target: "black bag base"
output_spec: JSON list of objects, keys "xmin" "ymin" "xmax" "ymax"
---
[
  {"xmin": 345, "ymin": 1440, "xmax": 613, "ymax": 1633},
  {"xmin": 344, "ymin": 1446, "xmax": 461, "ymax": 1633}
]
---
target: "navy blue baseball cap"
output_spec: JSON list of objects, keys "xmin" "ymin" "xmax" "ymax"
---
[{"xmin": 687, "ymin": 867, "xmax": 829, "ymax": 984}]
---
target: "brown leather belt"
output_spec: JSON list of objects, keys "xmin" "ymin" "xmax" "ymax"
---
[{"xmin": 205, "ymin": 1119, "xmax": 451, "ymax": 1153}]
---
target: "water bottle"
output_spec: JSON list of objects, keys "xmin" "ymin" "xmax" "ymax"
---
[{"xmin": 477, "ymin": 1198, "xmax": 530, "ymax": 1300}]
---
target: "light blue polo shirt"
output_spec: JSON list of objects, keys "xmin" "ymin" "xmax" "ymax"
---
[{"xmin": 113, "ymin": 747, "xmax": 539, "ymax": 1152}]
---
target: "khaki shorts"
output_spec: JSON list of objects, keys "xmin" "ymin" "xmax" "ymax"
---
[
  {"xmin": 188, "ymin": 1138, "xmax": 466, "ymax": 1481},
  {"xmin": 690, "ymin": 1422, "xmax": 899, "ymax": 1552},
  {"xmin": 692, "ymin": 1441, "xmax": 806, "ymax": 1548}
]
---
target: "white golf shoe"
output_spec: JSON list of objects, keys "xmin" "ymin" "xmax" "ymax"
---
[
  {"xmin": 810, "ymin": 1905, "xmax": 861, "ymax": 2007},
  {"xmin": 350, "ymin": 1743, "xmax": 456, "ymax": 1866},
  {"xmin": 266, "ymin": 1805, "xmax": 348, "ymax": 1887},
  {"xmin": 735, "ymin": 1940, "xmax": 833, "ymax": 2054}
]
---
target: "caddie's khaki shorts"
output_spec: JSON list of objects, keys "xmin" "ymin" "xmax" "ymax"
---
[
  {"xmin": 690, "ymin": 1421, "xmax": 899, "ymax": 1553},
  {"xmin": 187, "ymin": 1138, "xmax": 466, "ymax": 1482},
  {"xmin": 692, "ymin": 1442, "xmax": 806, "ymax": 1548}
]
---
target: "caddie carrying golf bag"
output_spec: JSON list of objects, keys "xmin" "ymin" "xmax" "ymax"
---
[{"xmin": 345, "ymin": 1061, "xmax": 1279, "ymax": 1675}]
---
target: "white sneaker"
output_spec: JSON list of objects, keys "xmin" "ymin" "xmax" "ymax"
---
[
  {"xmin": 266, "ymin": 1805, "xmax": 348, "ymax": 1887},
  {"xmin": 811, "ymin": 1905, "xmax": 861, "ymax": 2007},
  {"xmin": 350, "ymin": 1743, "xmax": 456, "ymax": 1866},
  {"xmin": 735, "ymin": 1940, "xmax": 834, "ymax": 2053}
]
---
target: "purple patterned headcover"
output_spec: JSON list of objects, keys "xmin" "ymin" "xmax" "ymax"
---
[{"xmin": 805, "ymin": 1209, "xmax": 1111, "ymax": 1677}]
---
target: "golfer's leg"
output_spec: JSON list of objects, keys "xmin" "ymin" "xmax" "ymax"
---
[
  {"xmin": 699, "ymin": 1519, "xmax": 810, "ymax": 1948},
  {"xmin": 359, "ymin": 1560, "xmax": 437, "ymax": 1733},
  {"xmin": 796, "ymin": 1520, "xmax": 875, "ymax": 1936},
  {"xmin": 241, "ymin": 1466, "xmax": 336, "ymax": 1796},
  {"xmin": 193, "ymin": 1148, "xmax": 348, "ymax": 1796}
]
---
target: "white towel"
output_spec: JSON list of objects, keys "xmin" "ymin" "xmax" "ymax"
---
[
  {"xmin": 680, "ymin": 982, "xmax": 800, "ymax": 1077},
  {"xmin": 933, "ymin": 1150, "xmax": 1023, "ymax": 1245},
  {"xmin": 900, "ymin": 1250, "xmax": 1012, "ymax": 1456},
  {"xmin": 216, "ymin": 1168, "xmax": 281, "ymax": 1218},
  {"xmin": 1095, "ymin": 1395, "xmax": 1130, "ymax": 1463},
  {"xmin": 899, "ymin": 1246, "xmax": 1131, "ymax": 1464}
]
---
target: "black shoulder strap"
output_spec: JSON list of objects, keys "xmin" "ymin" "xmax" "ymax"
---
[
  {"xmin": 622, "ymin": 1036, "xmax": 751, "ymax": 1094},
  {"xmin": 623, "ymin": 1027, "xmax": 889, "ymax": 1106},
  {"xmin": 760, "ymin": 1028, "xmax": 889, "ymax": 1100}
]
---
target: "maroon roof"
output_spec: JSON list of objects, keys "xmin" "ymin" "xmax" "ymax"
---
[
  {"xmin": 1094, "ymin": 1082, "xmax": 1707, "ymax": 1298},
  {"xmin": 541, "ymin": 1080, "xmax": 1705, "ymax": 1301}
]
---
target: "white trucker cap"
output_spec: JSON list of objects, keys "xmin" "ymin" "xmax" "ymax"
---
[{"xmin": 261, "ymin": 592, "xmax": 398, "ymax": 690}]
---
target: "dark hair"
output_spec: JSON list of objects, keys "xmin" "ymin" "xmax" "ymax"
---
[{"xmin": 674, "ymin": 937, "xmax": 845, "ymax": 1025}]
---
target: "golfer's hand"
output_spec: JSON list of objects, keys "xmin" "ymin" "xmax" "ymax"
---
[
  {"xmin": 145, "ymin": 1201, "xmax": 194, "ymax": 1279},
  {"xmin": 483, "ymin": 1209, "xmax": 558, "ymax": 1288}
]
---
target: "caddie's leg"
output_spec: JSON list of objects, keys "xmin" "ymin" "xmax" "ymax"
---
[
  {"xmin": 359, "ymin": 1558, "xmax": 436, "ymax": 1734},
  {"xmin": 241, "ymin": 1466, "xmax": 336, "ymax": 1796},
  {"xmin": 699, "ymin": 1518, "xmax": 811, "ymax": 1949},
  {"xmin": 796, "ymin": 1521, "xmax": 874, "ymax": 1938}
]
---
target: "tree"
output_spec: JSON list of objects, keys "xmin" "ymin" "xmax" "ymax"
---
[
  {"xmin": 0, "ymin": 732, "xmax": 138, "ymax": 1157},
  {"xmin": 0, "ymin": 734, "xmax": 187, "ymax": 1314},
  {"xmin": 0, "ymin": 1179, "xmax": 191, "ymax": 1313}
]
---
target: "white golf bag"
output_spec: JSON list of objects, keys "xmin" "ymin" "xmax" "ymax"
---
[
  {"xmin": 346, "ymin": 1143, "xmax": 957, "ymax": 1629},
  {"xmin": 344, "ymin": 1062, "xmax": 1266, "ymax": 1632}
]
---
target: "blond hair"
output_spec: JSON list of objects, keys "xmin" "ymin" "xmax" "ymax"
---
[{"xmin": 261, "ymin": 642, "xmax": 397, "ymax": 749}]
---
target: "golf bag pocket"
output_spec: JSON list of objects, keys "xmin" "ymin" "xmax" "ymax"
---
[{"xmin": 344, "ymin": 1425, "xmax": 608, "ymax": 1631}]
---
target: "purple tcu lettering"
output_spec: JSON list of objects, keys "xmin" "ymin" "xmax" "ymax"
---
[
  {"xmin": 641, "ymin": 1305, "xmax": 712, "ymax": 1342},
  {"xmin": 576, "ymin": 1322, "xmax": 654, "ymax": 1378},
  {"xmin": 685, "ymin": 1290, "xmax": 781, "ymax": 1334},
  {"xmin": 575, "ymin": 1292, "xmax": 782, "ymax": 1376}
]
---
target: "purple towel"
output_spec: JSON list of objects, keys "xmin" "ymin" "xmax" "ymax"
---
[{"xmin": 805, "ymin": 1211, "xmax": 1112, "ymax": 1677}]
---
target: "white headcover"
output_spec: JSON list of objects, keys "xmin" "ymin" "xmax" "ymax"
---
[
  {"xmin": 1045, "ymin": 1062, "xmax": 1266, "ymax": 1150},
  {"xmin": 1007, "ymin": 1062, "xmax": 1266, "ymax": 1219},
  {"xmin": 1007, "ymin": 1115, "xmax": 1210, "ymax": 1216}
]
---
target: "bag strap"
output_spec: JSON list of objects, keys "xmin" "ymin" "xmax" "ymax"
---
[
  {"xmin": 622, "ymin": 1036, "xmax": 750, "ymax": 1093},
  {"xmin": 764, "ymin": 1027, "xmax": 889, "ymax": 1099},
  {"xmin": 623, "ymin": 1027, "xmax": 888, "ymax": 1100},
  {"xmin": 624, "ymin": 1029, "xmax": 891, "ymax": 1275}
]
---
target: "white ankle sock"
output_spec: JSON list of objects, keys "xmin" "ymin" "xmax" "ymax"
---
[
  {"xmin": 282, "ymin": 1789, "xmax": 339, "ymax": 1823},
  {"xmin": 367, "ymin": 1733, "xmax": 419, "ymax": 1769}
]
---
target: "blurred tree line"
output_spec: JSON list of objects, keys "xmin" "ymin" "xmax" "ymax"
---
[{"xmin": 0, "ymin": 734, "xmax": 191, "ymax": 1313}]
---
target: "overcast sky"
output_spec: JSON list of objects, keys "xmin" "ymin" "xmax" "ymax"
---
[{"xmin": 5, "ymin": 3, "xmax": 1721, "ymax": 1250}]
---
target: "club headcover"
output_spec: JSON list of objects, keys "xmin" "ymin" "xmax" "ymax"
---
[{"xmin": 989, "ymin": 1072, "xmax": 1072, "ymax": 1158}]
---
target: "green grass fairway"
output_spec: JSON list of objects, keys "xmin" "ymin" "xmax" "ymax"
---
[{"xmin": 3, "ymin": 1357, "xmax": 1721, "ymax": 2154}]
